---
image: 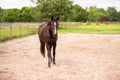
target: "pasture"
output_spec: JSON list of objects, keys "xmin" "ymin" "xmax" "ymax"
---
[
  {"xmin": 0, "ymin": 25, "xmax": 38, "ymax": 42},
  {"xmin": 59, "ymin": 23, "xmax": 120, "ymax": 34},
  {"xmin": 0, "ymin": 22, "xmax": 120, "ymax": 42}
]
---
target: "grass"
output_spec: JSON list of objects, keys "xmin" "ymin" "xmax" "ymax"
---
[
  {"xmin": 59, "ymin": 23, "xmax": 120, "ymax": 34},
  {"xmin": 0, "ymin": 22, "xmax": 120, "ymax": 42},
  {"xmin": 0, "ymin": 26, "xmax": 38, "ymax": 42}
]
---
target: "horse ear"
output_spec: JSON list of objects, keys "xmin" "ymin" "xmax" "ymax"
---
[
  {"xmin": 56, "ymin": 17, "xmax": 59, "ymax": 20},
  {"xmin": 51, "ymin": 16, "xmax": 54, "ymax": 20}
]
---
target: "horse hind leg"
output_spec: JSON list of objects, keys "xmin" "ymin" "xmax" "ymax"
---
[{"xmin": 40, "ymin": 41, "xmax": 45, "ymax": 57}]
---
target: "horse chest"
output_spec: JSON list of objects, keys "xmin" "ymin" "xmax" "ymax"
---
[{"xmin": 48, "ymin": 37, "xmax": 56, "ymax": 42}]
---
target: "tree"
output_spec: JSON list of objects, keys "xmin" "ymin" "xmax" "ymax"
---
[
  {"xmin": 88, "ymin": 6, "xmax": 107, "ymax": 22},
  {"xmin": 0, "ymin": 7, "xmax": 34, "ymax": 22},
  {"xmin": 71, "ymin": 4, "xmax": 88, "ymax": 22},
  {"xmin": 3, "ymin": 9, "xmax": 20, "ymax": 22},
  {"xmin": 31, "ymin": 0, "xmax": 73, "ymax": 21},
  {"xmin": 1, "ymin": 1, "xmax": 120, "ymax": 22},
  {"xmin": 0, "ymin": 7, "xmax": 3, "ymax": 22},
  {"xmin": 107, "ymin": 7, "xmax": 118, "ymax": 21},
  {"xmin": 118, "ymin": 12, "xmax": 120, "ymax": 21},
  {"xmin": 18, "ymin": 7, "xmax": 34, "ymax": 22}
]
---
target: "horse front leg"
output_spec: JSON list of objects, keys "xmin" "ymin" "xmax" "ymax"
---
[
  {"xmin": 53, "ymin": 42, "xmax": 56, "ymax": 64},
  {"xmin": 46, "ymin": 43, "xmax": 52, "ymax": 67}
]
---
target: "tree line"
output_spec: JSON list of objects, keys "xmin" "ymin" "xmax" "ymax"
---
[{"xmin": 0, "ymin": 0, "xmax": 120, "ymax": 22}]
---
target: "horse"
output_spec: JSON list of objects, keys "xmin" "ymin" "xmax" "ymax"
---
[{"xmin": 38, "ymin": 16, "xmax": 59, "ymax": 67}]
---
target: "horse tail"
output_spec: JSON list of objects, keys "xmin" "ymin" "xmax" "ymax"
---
[{"xmin": 40, "ymin": 41, "xmax": 45, "ymax": 57}]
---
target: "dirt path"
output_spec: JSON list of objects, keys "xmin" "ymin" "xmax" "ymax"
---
[{"xmin": 0, "ymin": 34, "xmax": 120, "ymax": 80}]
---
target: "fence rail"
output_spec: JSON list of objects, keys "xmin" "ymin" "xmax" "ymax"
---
[
  {"xmin": 0, "ymin": 22, "xmax": 82, "ymax": 42},
  {"xmin": 0, "ymin": 24, "xmax": 39, "ymax": 42}
]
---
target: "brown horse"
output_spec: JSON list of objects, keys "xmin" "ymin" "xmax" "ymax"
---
[{"xmin": 38, "ymin": 16, "xmax": 59, "ymax": 67}]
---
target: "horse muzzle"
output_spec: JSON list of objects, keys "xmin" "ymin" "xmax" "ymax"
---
[{"xmin": 53, "ymin": 34, "xmax": 57, "ymax": 37}]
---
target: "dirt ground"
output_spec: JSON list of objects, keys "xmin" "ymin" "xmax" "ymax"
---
[{"xmin": 0, "ymin": 34, "xmax": 120, "ymax": 80}]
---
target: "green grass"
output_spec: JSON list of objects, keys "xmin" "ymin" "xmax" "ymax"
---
[
  {"xmin": 0, "ymin": 23, "xmax": 120, "ymax": 42},
  {"xmin": 0, "ymin": 26, "xmax": 38, "ymax": 42},
  {"xmin": 59, "ymin": 23, "xmax": 120, "ymax": 34}
]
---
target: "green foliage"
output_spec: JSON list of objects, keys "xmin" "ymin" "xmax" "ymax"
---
[
  {"xmin": 0, "ymin": 7, "xmax": 3, "ymax": 22},
  {"xmin": 107, "ymin": 7, "xmax": 120, "ymax": 21},
  {"xmin": 88, "ymin": 6, "xmax": 107, "ymax": 21},
  {"xmin": 32, "ymin": 0, "xmax": 73, "ymax": 21},
  {"xmin": 118, "ymin": 12, "xmax": 120, "ymax": 21},
  {"xmin": 0, "ymin": 2, "xmax": 120, "ymax": 22},
  {"xmin": 19, "ymin": 7, "xmax": 34, "ymax": 22},
  {"xmin": 71, "ymin": 4, "xmax": 88, "ymax": 22},
  {"xmin": 0, "ymin": 7, "xmax": 34, "ymax": 22},
  {"xmin": 6, "ymin": 9, "xmax": 20, "ymax": 22}
]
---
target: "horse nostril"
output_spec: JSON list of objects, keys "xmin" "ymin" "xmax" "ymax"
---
[{"xmin": 53, "ymin": 34, "xmax": 57, "ymax": 37}]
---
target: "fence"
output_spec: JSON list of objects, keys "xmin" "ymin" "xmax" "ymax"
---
[
  {"xmin": 0, "ymin": 22, "xmax": 82, "ymax": 42},
  {"xmin": 0, "ymin": 23, "xmax": 40, "ymax": 42}
]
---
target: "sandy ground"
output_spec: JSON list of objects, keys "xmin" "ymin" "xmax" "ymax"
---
[{"xmin": 0, "ymin": 34, "xmax": 120, "ymax": 80}]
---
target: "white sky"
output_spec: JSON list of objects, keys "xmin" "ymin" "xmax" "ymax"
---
[
  {"xmin": 74, "ymin": 0, "xmax": 120, "ymax": 11},
  {"xmin": 0, "ymin": 0, "xmax": 35, "ymax": 9},
  {"xmin": 0, "ymin": 0, "xmax": 120, "ymax": 11}
]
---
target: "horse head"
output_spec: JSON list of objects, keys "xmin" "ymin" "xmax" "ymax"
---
[{"xmin": 48, "ymin": 16, "xmax": 59, "ymax": 37}]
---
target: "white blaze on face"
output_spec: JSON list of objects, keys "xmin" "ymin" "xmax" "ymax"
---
[{"xmin": 54, "ymin": 22, "xmax": 57, "ymax": 34}]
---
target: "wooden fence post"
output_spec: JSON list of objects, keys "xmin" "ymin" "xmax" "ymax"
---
[
  {"xmin": 33, "ymin": 25, "xmax": 35, "ymax": 33},
  {"xmin": 20, "ymin": 26, "xmax": 22, "ymax": 36},
  {"xmin": 26, "ymin": 26, "xmax": 28, "ymax": 35},
  {"xmin": 10, "ymin": 26, "xmax": 12, "ymax": 38}
]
